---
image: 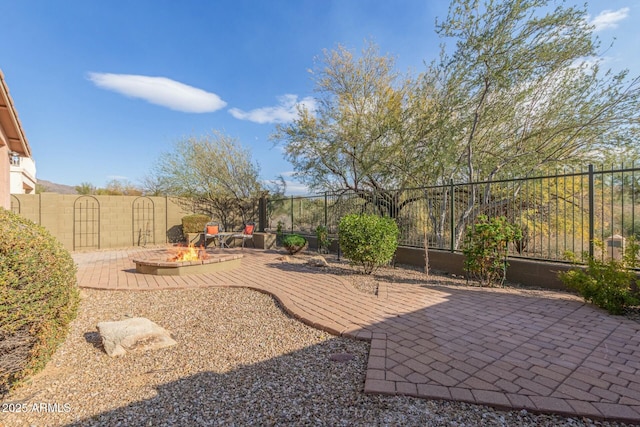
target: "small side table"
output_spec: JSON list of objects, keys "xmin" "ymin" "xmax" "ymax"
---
[{"xmin": 217, "ymin": 232, "xmax": 234, "ymax": 249}]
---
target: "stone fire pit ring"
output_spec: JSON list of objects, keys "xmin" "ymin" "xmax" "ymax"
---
[{"xmin": 133, "ymin": 253, "xmax": 243, "ymax": 276}]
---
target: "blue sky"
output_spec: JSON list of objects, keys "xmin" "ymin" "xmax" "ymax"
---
[{"xmin": 1, "ymin": 0, "xmax": 638, "ymax": 194}]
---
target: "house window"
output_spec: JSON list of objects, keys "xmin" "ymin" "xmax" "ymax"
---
[{"xmin": 9, "ymin": 152, "xmax": 20, "ymax": 166}]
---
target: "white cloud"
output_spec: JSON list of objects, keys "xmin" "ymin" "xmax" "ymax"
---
[
  {"xmin": 282, "ymin": 180, "xmax": 310, "ymax": 195},
  {"xmin": 263, "ymin": 173, "xmax": 310, "ymax": 195},
  {"xmin": 87, "ymin": 72, "xmax": 227, "ymax": 113},
  {"xmin": 229, "ymin": 94, "xmax": 317, "ymax": 124},
  {"xmin": 262, "ymin": 177, "xmax": 309, "ymax": 195},
  {"xmin": 589, "ymin": 8, "xmax": 630, "ymax": 31}
]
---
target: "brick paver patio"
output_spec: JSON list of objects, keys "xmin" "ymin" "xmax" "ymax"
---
[{"xmin": 74, "ymin": 247, "xmax": 640, "ymax": 423}]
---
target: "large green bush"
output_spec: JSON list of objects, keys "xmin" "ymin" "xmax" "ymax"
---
[
  {"xmin": 462, "ymin": 215, "xmax": 521, "ymax": 287},
  {"xmin": 559, "ymin": 239, "xmax": 640, "ymax": 315},
  {"xmin": 0, "ymin": 208, "xmax": 79, "ymax": 396},
  {"xmin": 338, "ymin": 214, "xmax": 399, "ymax": 274},
  {"xmin": 181, "ymin": 214, "xmax": 211, "ymax": 234}
]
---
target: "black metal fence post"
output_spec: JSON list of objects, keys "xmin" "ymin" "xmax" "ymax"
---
[
  {"xmin": 258, "ymin": 194, "xmax": 267, "ymax": 232},
  {"xmin": 450, "ymin": 179, "xmax": 455, "ymax": 252},
  {"xmin": 588, "ymin": 164, "xmax": 595, "ymax": 259},
  {"xmin": 324, "ymin": 192, "xmax": 328, "ymax": 227},
  {"xmin": 290, "ymin": 195, "xmax": 294, "ymax": 233}
]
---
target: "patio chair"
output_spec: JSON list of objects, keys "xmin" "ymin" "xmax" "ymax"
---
[
  {"xmin": 232, "ymin": 222, "xmax": 255, "ymax": 249},
  {"xmin": 203, "ymin": 222, "xmax": 220, "ymax": 247}
]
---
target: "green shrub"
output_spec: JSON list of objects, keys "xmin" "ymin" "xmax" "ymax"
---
[
  {"xmin": 559, "ymin": 239, "xmax": 640, "ymax": 315},
  {"xmin": 282, "ymin": 234, "xmax": 307, "ymax": 255},
  {"xmin": 0, "ymin": 208, "xmax": 79, "ymax": 396},
  {"xmin": 181, "ymin": 214, "xmax": 211, "ymax": 234},
  {"xmin": 338, "ymin": 214, "xmax": 399, "ymax": 274},
  {"xmin": 462, "ymin": 215, "xmax": 522, "ymax": 287},
  {"xmin": 316, "ymin": 225, "xmax": 330, "ymax": 254}
]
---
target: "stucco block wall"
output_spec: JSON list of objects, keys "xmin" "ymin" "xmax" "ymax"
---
[
  {"xmin": 39, "ymin": 193, "xmax": 76, "ymax": 249},
  {"xmin": 11, "ymin": 194, "xmax": 191, "ymax": 251}
]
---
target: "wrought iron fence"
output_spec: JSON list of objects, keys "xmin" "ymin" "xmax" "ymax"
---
[{"xmin": 266, "ymin": 164, "xmax": 640, "ymax": 263}]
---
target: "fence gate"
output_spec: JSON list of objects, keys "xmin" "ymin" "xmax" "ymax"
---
[
  {"xmin": 132, "ymin": 197, "xmax": 155, "ymax": 246},
  {"xmin": 74, "ymin": 196, "xmax": 100, "ymax": 250},
  {"xmin": 10, "ymin": 195, "xmax": 20, "ymax": 214}
]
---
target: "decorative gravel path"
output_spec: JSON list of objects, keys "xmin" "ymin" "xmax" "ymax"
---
[{"xmin": 3, "ymin": 247, "xmax": 640, "ymax": 426}]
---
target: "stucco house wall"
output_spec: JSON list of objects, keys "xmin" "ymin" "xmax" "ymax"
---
[
  {"xmin": 0, "ymin": 70, "xmax": 33, "ymax": 209},
  {"xmin": 0, "ymin": 143, "xmax": 9, "ymax": 208},
  {"xmin": 10, "ymin": 155, "xmax": 36, "ymax": 194}
]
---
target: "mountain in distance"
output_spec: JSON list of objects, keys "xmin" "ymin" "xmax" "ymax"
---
[{"xmin": 37, "ymin": 179, "xmax": 77, "ymax": 194}]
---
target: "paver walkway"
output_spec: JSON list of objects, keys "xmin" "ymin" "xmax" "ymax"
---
[{"xmin": 74, "ymin": 247, "xmax": 640, "ymax": 423}]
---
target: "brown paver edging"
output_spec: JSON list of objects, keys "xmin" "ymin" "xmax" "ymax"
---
[{"xmin": 73, "ymin": 248, "xmax": 640, "ymax": 424}]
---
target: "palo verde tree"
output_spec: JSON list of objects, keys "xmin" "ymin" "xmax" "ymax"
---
[
  {"xmin": 423, "ymin": 0, "xmax": 640, "ymax": 247},
  {"xmin": 273, "ymin": 41, "xmax": 424, "ymax": 219},
  {"xmin": 148, "ymin": 131, "xmax": 276, "ymax": 230},
  {"xmin": 274, "ymin": 1, "xmax": 640, "ymax": 251}
]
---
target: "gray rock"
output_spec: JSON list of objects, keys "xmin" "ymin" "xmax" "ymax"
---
[
  {"xmin": 97, "ymin": 317, "xmax": 177, "ymax": 357},
  {"xmin": 307, "ymin": 256, "xmax": 328, "ymax": 267},
  {"xmin": 329, "ymin": 353, "xmax": 354, "ymax": 362}
]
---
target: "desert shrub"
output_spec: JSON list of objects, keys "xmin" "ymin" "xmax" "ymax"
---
[
  {"xmin": 338, "ymin": 214, "xmax": 399, "ymax": 274},
  {"xmin": 315, "ymin": 225, "xmax": 330, "ymax": 253},
  {"xmin": 0, "ymin": 208, "xmax": 79, "ymax": 396},
  {"xmin": 181, "ymin": 214, "xmax": 211, "ymax": 234},
  {"xmin": 559, "ymin": 239, "xmax": 640, "ymax": 315},
  {"xmin": 282, "ymin": 234, "xmax": 307, "ymax": 255},
  {"xmin": 462, "ymin": 215, "xmax": 522, "ymax": 287}
]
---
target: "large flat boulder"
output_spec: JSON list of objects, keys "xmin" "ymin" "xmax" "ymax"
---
[{"xmin": 96, "ymin": 317, "xmax": 177, "ymax": 357}]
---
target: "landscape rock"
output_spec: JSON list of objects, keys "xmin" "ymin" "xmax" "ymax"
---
[
  {"xmin": 96, "ymin": 317, "xmax": 177, "ymax": 357},
  {"xmin": 307, "ymin": 256, "xmax": 328, "ymax": 267},
  {"xmin": 329, "ymin": 353, "xmax": 355, "ymax": 362}
]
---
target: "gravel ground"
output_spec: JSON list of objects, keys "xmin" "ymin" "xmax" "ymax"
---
[{"xmin": 1, "ymin": 255, "xmax": 637, "ymax": 426}]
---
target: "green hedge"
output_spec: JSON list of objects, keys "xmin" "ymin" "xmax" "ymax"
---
[
  {"xmin": 181, "ymin": 214, "xmax": 211, "ymax": 234},
  {"xmin": 0, "ymin": 208, "xmax": 79, "ymax": 396},
  {"xmin": 338, "ymin": 214, "xmax": 399, "ymax": 274}
]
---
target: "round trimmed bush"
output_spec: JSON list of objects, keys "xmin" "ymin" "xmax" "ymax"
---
[
  {"xmin": 339, "ymin": 214, "xmax": 399, "ymax": 274},
  {"xmin": 0, "ymin": 208, "xmax": 79, "ymax": 396},
  {"xmin": 282, "ymin": 234, "xmax": 307, "ymax": 255}
]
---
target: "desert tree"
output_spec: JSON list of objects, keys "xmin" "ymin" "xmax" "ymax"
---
[
  {"xmin": 94, "ymin": 179, "xmax": 142, "ymax": 196},
  {"xmin": 424, "ymin": 0, "xmax": 640, "ymax": 247},
  {"xmin": 149, "ymin": 131, "xmax": 277, "ymax": 230},
  {"xmin": 274, "ymin": 1, "xmax": 640, "ymax": 251},
  {"xmin": 75, "ymin": 182, "xmax": 96, "ymax": 195},
  {"xmin": 432, "ymin": 0, "xmax": 638, "ymax": 180},
  {"xmin": 139, "ymin": 174, "xmax": 169, "ymax": 196},
  {"xmin": 273, "ymin": 41, "xmax": 426, "ymax": 219}
]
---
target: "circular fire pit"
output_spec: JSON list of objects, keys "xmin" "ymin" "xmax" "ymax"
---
[{"xmin": 133, "ymin": 252, "xmax": 243, "ymax": 276}]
